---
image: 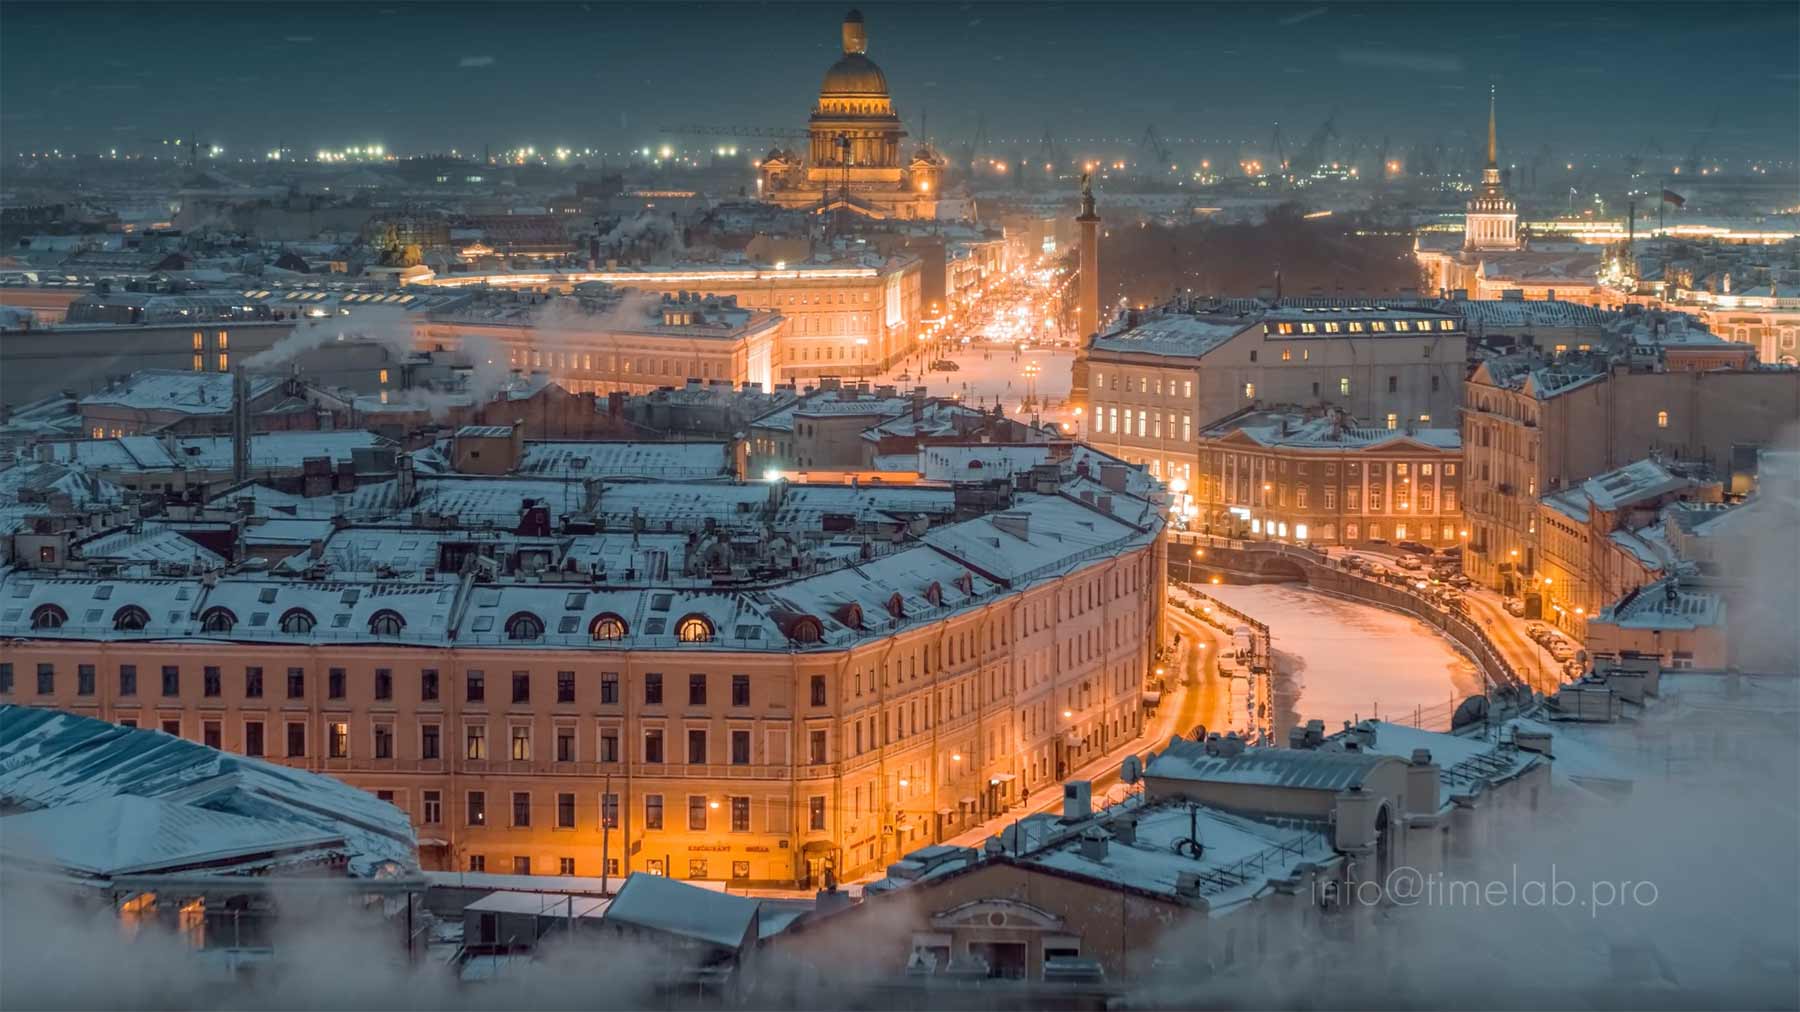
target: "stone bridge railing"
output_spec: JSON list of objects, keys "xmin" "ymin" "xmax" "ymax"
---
[{"xmin": 1167, "ymin": 534, "xmax": 1525, "ymax": 692}]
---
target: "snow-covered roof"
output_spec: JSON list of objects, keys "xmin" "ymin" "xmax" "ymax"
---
[
  {"xmin": 0, "ymin": 795, "xmax": 343, "ymax": 878},
  {"xmin": 604, "ymin": 872, "xmax": 760, "ymax": 950},
  {"xmin": 1201, "ymin": 410, "xmax": 1460, "ymax": 452},
  {"xmin": 1089, "ymin": 313, "xmax": 1252, "ymax": 359},
  {"xmin": 465, "ymin": 890, "xmax": 610, "ymax": 919},
  {"xmin": 47, "ymin": 431, "xmax": 390, "ymax": 474},
  {"xmin": 1595, "ymin": 578, "xmax": 1724, "ymax": 631},
  {"xmin": 77, "ymin": 370, "xmax": 280, "ymax": 415},
  {"xmin": 77, "ymin": 523, "xmax": 228, "ymax": 570},
  {"xmin": 514, "ymin": 441, "xmax": 733, "ymax": 480},
  {"xmin": 1021, "ymin": 799, "xmax": 1338, "ymax": 913},
  {"xmin": 1542, "ymin": 458, "xmax": 1711, "ymax": 522},
  {"xmin": 1320, "ymin": 721, "xmax": 1543, "ymax": 794},
  {"xmin": 1145, "ymin": 736, "xmax": 1398, "ymax": 791},
  {"xmin": 0, "ymin": 706, "xmax": 417, "ymax": 876}
]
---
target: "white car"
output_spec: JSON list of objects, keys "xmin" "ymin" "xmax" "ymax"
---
[{"xmin": 1397, "ymin": 555, "xmax": 1423, "ymax": 570}]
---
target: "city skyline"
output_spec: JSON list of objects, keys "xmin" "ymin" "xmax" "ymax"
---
[{"xmin": 3, "ymin": 2, "xmax": 1798, "ymax": 165}]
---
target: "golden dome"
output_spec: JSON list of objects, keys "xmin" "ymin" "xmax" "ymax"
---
[{"xmin": 820, "ymin": 52, "xmax": 888, "ymax": 97}]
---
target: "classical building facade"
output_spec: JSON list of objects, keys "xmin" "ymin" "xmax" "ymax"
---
[
  {"xmin": 1, "ymin": 464, "xmax": 1166, "ymax": 888},
  {"xmin": 759, "ymin": 10, "xmax": 945, "ymax": 221},
  {"xmin": 1194, "ymin": 408, "xmax": 1464, "ymax": 546}
]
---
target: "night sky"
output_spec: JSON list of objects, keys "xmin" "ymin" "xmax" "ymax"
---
[{"xmin": 3, "ymin": 1, "xmax": 1796, "ymax": 163}]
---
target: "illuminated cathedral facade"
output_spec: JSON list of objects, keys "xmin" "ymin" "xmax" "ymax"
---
[{"xmin": 760, "ymin": 10, "xmax": 947, "ymax": 220}]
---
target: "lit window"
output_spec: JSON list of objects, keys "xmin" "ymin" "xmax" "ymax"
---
[
  {"xmin": 676, "ymin": 615, "xmax": 714, "ymax": 643},
  {"xmin": 192, "ymin": 332, "xmax": 203, "ymax": 350},
  {"xmin": 1657, "ymin": 410, "xmax": 1668, "ymax": 428},
  {"xmin": 1244, "ymin": 382, "xmax": 1255, "ymax": 399},
  {"xmin": 378, "ymin": 369, "xmax": 389, "ymax": 384},
  {"xmin": 1339, "ymin": 378, "xmax": 1350, "ymax": 396},
  {"xmin": 1281, "ymin": 349, "xmax": 1291, "ymax": 361},
  {"xmin": 217, "ymin": 353, "xmax": 228, "ymax": 372},
  {"xmin": 217, "ymin": 332, "xmax": 228, "ymax": 350},
  {"xmin": 192, "ymin": 354, "xmax": 203, "ymax": 372},
  {"xmin": 1386, "ymin": 413, "xmax": 1398, "ymax": 430}
]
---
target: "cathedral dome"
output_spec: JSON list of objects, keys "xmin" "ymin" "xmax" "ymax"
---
[{"xmin": 820, "ymin": 52, "xmax": 889, "ymax": 97}]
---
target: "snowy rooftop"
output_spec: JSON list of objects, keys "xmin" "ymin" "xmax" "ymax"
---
[
  {"xmin": 1595, "ymin": 578, "xmax": 1724, "ymax": 631},
  {"xmin": 513, "ymin": 441, "xmax": 733, "ymax": 480},
  {"xmin": 1145, "ymin": 736, "xmax": 1398, "ymax": 792},
  {"xmin": 1201, "ymin": 409, "xmax": 1460, "ymax": 452},
  {"xmin": 604, "ymin": 872, "xmax": 760, "ymax": 950},
  {"xmin": 1089, "ymin": 313, "xmax": 1253, "ymax": 359},
  {"xmin": 77, "ymin": 370, "xmax": 281, "ymax": 415},
  {"xmin": 1320, "ymin": 721, "xmax": 1543, "ymax": 794},
  {"xmin": 0, "ymin": 706, "xmax": 417, "ymax": 877},
  {"xmin": 1, "ymin": 795, "xmax": 343, "ymax": 878},
  {"xmin": 47, "ymin": 431, "xmax": 390, "ymax": 474},
  {"xmin": 1542, "ymin": 458, "xmax": 1712, "ymax": 522},
  {"xmin": 1021, "ymin": 799, "xmax": 1337, "ymax": 913},
  {"xmin": 76, "ymin": 523, "xmax": 228, "ymax": 570}
]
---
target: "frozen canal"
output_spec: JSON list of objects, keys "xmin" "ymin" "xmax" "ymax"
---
[{"xmin": 1205, "ymin": 583, "xmax": 1485, "ymax": 734}]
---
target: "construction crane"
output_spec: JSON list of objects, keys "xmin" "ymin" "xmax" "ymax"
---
[
  {"xmin": 1270, "ymin": 122, "xmax": 1287, "ymax": 174},
  {"xmin": 1138, "ymin": 124, "xmax": 1172, "ymax": 174},
  {"xmin": 1682, "ymin": 109, "xmax": 1719, "ymax": 176},
  {"xmin": 1291, "ymin": 110, "xmax": 1338, "ymax": 177}
]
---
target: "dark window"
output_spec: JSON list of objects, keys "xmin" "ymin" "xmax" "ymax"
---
[
  {"xmin": 374, "ymin": 724, "xmax": 393, "ymax": 759},
  {"xmin": 688, "ymin": 796, "xmax": 708, "ymax": 831},
  {"xmin": 203, "ymin": 721, "xmax": 222, "ymax": 749},
  {"xmin": 645, "ymin": 794, "xmax": 664, "ymax": 830},
  {"xmin": 422, "ymin": 791, "xmax": 441, "ymax": 824},
  {"xmin": 730, "ymin": 797, "xmax": 749, "ymax": 833},
  {"xmin": 512, "ymin": 792, "xmax": 531, "ymax": 827},
  {"xmin": 600, "ymin": 672, "xmax": 619, "ymax": 704},
  {"xmin": 287, "ymin": 668, "xmax": 305, "ymax": 699},
  {"xmin": 1432, "ymin": 375, "xmax": 1441, "ymax": 392},
  {"xmin": 161, "ymin": 665, "xmax": 179, "ymax": 697},
  {"xmin": 810, "ymin": 730, "xmax": 828, "ymax": 765},
  {"xmin": 468, "ymin": 855, "xmax": 485, "ymax": 872},
  {"xmin": 119, "ymin": 664, "xmax": 136, "ymax": 697},
  {"xmin": 687, "ymin": 729, "xmax": 707, "ymax": 765},
  {"xmin": 77, "ymin": 664, "xmax": 95, "ymax": 697},
  {"xmin": 243, "ymin": 666, "xmax": 260, "ymax": 698},
  {"xmin": 244, "ymin": 721, "xmax": 264, "ymax": 757},
  {"xmin": 374, "ymin": 669, "xmax": 392, "ymax": 700},
  {"xmin": 1388, "ymin": 375, "xmax": 1398, "ymax": 393},
  {"xmin": 644, "ymin": 673, "xmax": 662, "ymax": 705},
  {"xmin": 512, "ymin": 672, "xmax": 530, "ymax": 704},
  {"xmin": 556, "ymin": 671, "xmax": 575, "ymax": 704},
  {"xmin": 421, "ymin": 669, "xmax": 439, "ymax": 701},
  {"xmin": 810, "ymin": 675, "xmax": 827, "ymax": 707},
  {"xmin": 466, "ymin": 670, "xmax": 485, "ymax": 703},
  {"xmin": 556, "ymin": 729, "xmax": 575, "ymax": 762},
  {"xmin": 468, "ymin": 791, "xmax": 486, "ymax": 826},
  {"xmin": 644, "ymin": 729, "xmax": 664, "ymax": 764},
  {"xmin": 513, "ymin": 856, "xmax": 531, "ymax": 876},
  {"xmin": 162, "ymin": 719, "xmax": 180, "ymax": 737},
  {"xmin": 422, "ymin": 724, "xmax": 441, "ymax": 759},
  {"xmin": 601, "ymin": 793, "xmax": 619, "ymax": 828},
  {"xmin": 202, "ymin": 666, "xmax": 220, "ymax": 698},
  {"xmin": 732, "ymin": 674, "xmax": 750, "ymax": 707},
  {"xmin": 0, "ymin": 663, "xmax": 10, "ymax": 694},
  {"xmin": 557, "ymin": 792, "xmax": 576, "ymax": 829},
  {"xmin": 559, "ymin": 858, "xmax": 575, "ymax": 876},
  {"xmin": 328, "ymin": 668, "xmax": 346, "ymax": 700},
  {"xmin": 600, "ymin": 730, "xmax": 619, "ymax": 763},
  {"xmin": 731, "ymin": 730, "xmax": 750, "ymax": 765},
  {"xmin": 809, "ymin": 796, "xmax": 826, "ymax": 831},
  {"xmin": 688, "ymin": 674, "xmax": 706, "ymax": 706},
  {"xmin": 286, "ymin": 722, "xmax": 306, "ymax": 757}
]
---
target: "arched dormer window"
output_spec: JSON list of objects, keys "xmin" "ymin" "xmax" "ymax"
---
[
  {"xmin": 837, "ymin": 603, "xmax": 863, "ymax": 630},
  {"xmin": 590, "ymin": 614, "xmax": 628, "ymax": 642},
  {"xmin": 367, "ymin": 610, "xmax": 405, "ymax": 637},
  {"xmin": 924, "ymin": 582, "xmax": 943, "ymax": 607},
  {"xmin": 676, "ymin": 614, "xmax": 714, "ymax": 643},
  {"xmin": 787, "ymin": 616, "xmax": 824, "ymax": 645},
  {"xmin": 199, "ymin": 607, "xmax": 236, "ymax": 633},
  {"xmin": 30, "ymin": 604, "xmax": 67, "ymax": 630},
  {"xmin": 886, "ymin": 593, "xmax": 905, "ymax": 619},
  {"xmin": 112, "ymin": 605, "xmax": 150, "ymax": 631},
  {"xmin": 505, "ymin": 611, "xmax": 544, "ymax": 641},
  {"xmin": 954, "ymin": 572, "xmax": 974, "ymax": 595},
  {"xmin": 279, "ymin": 608, "xmax": 316, "ymax": 634}
]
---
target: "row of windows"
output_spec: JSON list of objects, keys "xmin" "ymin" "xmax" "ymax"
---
[
  {"xmin": 1269, "ymin": 318, "xmax": 1457, "ymax": 335},
  {"xmin": 1091, "ymin": 372, "xmax": 1193, "ymax": 399},
  {"xmin": 1094, "ymin": 406, "xmax": 1192, "ymax": 441},
  {"xmin": 0, "ymin": 663, "xmax": 830, "ymax": 709}
]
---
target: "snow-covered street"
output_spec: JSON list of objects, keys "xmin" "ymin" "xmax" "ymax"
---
[{"xmin": 1204, "ymin": 583, "xmax": 1484, "ymax": 733}]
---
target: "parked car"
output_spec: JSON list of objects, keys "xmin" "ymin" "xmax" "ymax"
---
[
  {"xmin": 930, "ymin": 359, "xmax": 960, "ymax": 371},
  {"xmin": 1397, "ymin": 540, "xmax": 1432, "ymax": 556},
  {"xmin": 1364, "ymin": 564, "xmax": 1389, "ymax": 580},
  {"xmin": 1548, "ymin": 640, "xmax": 1575, "ymax": 661},
  {"xmin": 1504, "ymin": 598, "xmax": 1525, "ymax": 617},
  {"xmin": 1437, "ymin": 545, "xmax": 1463, "ymax": 561},
  {"xmin": 1448, "ymin": 574, "xmax": 1473, "ymax": 589},
  {"xmin": 1397, "ymin": 554, "xmax": 1423, "ymax": 570},
  {"xmin": 1526, "ymin": 623, "xmax": 1552, "ymax": 643}
]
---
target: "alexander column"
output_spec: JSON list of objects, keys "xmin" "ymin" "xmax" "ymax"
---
[{"xmin": 1071, "ymin": 172, "xmax": 1101, "ymax": 419}]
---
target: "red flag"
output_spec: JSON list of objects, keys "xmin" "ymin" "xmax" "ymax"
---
[{"xmin": 1662, "ymin": 189, "xmax": 1686, "ymax": 208}]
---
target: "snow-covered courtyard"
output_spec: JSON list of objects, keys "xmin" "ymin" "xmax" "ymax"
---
[
  {"xmin": 1205, "ymin": 583, "xmax": 1485, "ymax": 734},
  {"xmin": 872, "ymin": 345, "xmax": 1077, "ymax": 427}
]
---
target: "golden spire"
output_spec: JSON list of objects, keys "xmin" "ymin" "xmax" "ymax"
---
[{"xmin": 1486, "ymin": 85, "xmax": 1498, "ymax": 170}]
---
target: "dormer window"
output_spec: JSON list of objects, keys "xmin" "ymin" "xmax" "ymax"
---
[
  {"xmin": 30, "ymin": 604, "xmax": 67, "ymax": 630},
  {"xmin": 368, "ymin": 610, "xmax": 406, "ymax": 637},
  {"xmin": 505, "ymin": 612, "xmax": 545, "ymax": 641},
  {"xmin": 199, "ymin": 607, "xmax": 237, "ymax": 633},
  {"xmin": 676, "ymin": 615, "xmax": 715, "ymax": 643},
  {"xmin": 112, "ymin": 605, "xmax": 150, "ymax": 631}
]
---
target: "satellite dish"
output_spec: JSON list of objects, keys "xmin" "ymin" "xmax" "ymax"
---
[{"xmin": 1120, "ymin": 754, "xmax": 1143, "ymax": 785}]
